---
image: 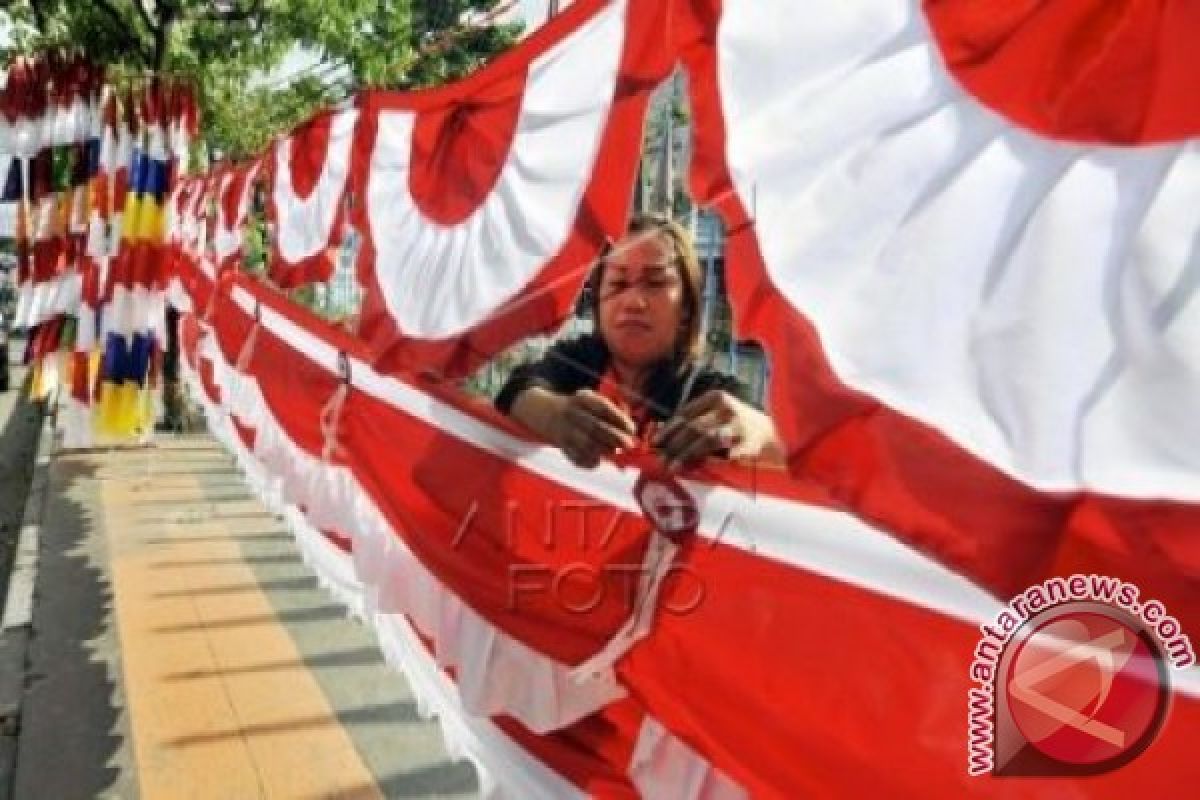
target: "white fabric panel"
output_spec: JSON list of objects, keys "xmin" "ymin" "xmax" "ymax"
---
[
  {"xmin": 272, "ymin": 109, "xmax": 359, "ymax": 264},
  {"xmin": 0, "ymin": 149, "xmax": 14, "ymax": 237},
  {"xmin": 169, "ymin": 120, "xmax": 191, "ymax": 169},
  {"xmin": 371, "ymin": 613, "xmax": 586, "ymax": 800},
  {"xmin": 114, "ymin": 122, "xmax": 134, "ymax": 176},
  {"xmin": 85, "ymin": 209, "xmax": 112, "ymax": 269},
  {"xmin": 143, "ymin": 120, "xmax": 169, "ymax": 163},
  {"xmin": 213, "ymin": 162, "xmax": 262, "ymax": 264},
  {"xmin": 1082, "ymin": 148, "xmax": 1200, "ymax": 496},
  {"xmin": 197, "ymin": 256, "xmax": 216, "ymax": 283},
  {"xmin": 352, "ymin": 490, "xmax": 626, "ymax": 733},
  {"xmin": 176, "ymin": 181, "xmax": 212, "ymax": 262},
  {"xmin": 716, "ymin": 0, "xmax": 1200, "ymax": 500},
  {"xmin": 30, "ymin": 195, "xmax": 57, "ymax": 241},
  {"xmin": 630, "ymin": 717, "xmax": 748, "ymax": 800},
  {"xmin": 165, "ymin": 276, "xmax": 194, "ymax": 314},
  {"xmin": 163, "ymin": 180, "xmax": 189, "ymax": 248},
  {"xmin": 286, "ymin": 505, "xmax": 365, "ymax": 616},
  {"xmin": 0, "ymin": 202, "xmax": 16, "ymax": 239},
  {"xmin": 366, "ymin": 0, "xmax": 626, "ymax": 338},
  {"xmin": 209, "ymin": 171, "xmax": 235, "ymax": 256},
  {"xmin": 101, "ymin": 283, "xmax": 165, "ymax": 343},
  {"xmin": 14, "ymin": 272, "xmax": 83, "ymax": 329},
  {"xmin": 60, "ymin": 397, "xmax": 95, "ymax": 450},
  {"xmin": 11, "ymin": 116, "xmax": 44, "ymax": 159},
  {"xmin": 48, "ymin": 99, "xmax": 87, "ymax": 146}
]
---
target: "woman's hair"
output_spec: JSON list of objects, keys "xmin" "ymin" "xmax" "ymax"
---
[{"xmin": 594, "ymin": 212, "xmax": 705, "ymax": 364}]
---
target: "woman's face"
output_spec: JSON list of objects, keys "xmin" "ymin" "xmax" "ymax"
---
[{"xmin": 597, "ymin": 231, "xmax": 687, "ymax": 370}]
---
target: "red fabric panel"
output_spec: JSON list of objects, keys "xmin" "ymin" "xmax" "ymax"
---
[
  {"xmin": 80, "ymin": 252, "xmax": 103, "ymax": 309},
  {"xmin": 320, "ymin": 529, "xmax": 353, "ymax": 554},
  {"xmin": 286, "ymin": 112, "xmax": 332, "ymax": 200},
  {"xmin": 493, "ymin": 699, "xmax": 643, "ymax": 799},
  {"xmin": 69, "ymin": 351, "xmax": 90, "ymax": 404},
  {"xmin": 923, "ymin": 0, "xmax": 1200, "ymax": 144},
  {"xmin": 31, "ymin": 238, "xmax": 66, "ymax": 283},
  {"xmin": 179, "ymin": 314, "xmax": 200, "ymax": 369},
  {"xmin": 341, "ymin": 385, "xmax": 649, "ymax": 663},
  {"xmin": 246, "ymin": 321, "xmax": 339, "ymax": 456},
  {"xmin": 169, "ymin": 249, "xmax": 214, "ymax": 313},
  {"xmin": 619, "ymin": 537, "xmax": 1200, "ymax": 798},
  {"xmin": 231, "ymin": 416, "xmax": 257, "ymax": 451},
  {"xmin": 217, "ymin": 160, "xmax": 260, "ymax": 272},
  {"xmin": 198, "ymin": 357, "xmax": 220, "ymax": 405},
  {"xmin": 266, "ymin": 110, "xmax": 347, "ymax": 288},
  {"xmin": 353, "ymin": 0, "xmax": 675, "ymax": 379},
  {"xmin": 409, "ymin": 71, "xmax": 526, "ymax": 225},
  {"xmin": 105, "ymin": 240, "xmax": 168, "ymax": 298},
  {"xmin": 207, "ymin": 285, "xmax": 257, "ymax": 368}
]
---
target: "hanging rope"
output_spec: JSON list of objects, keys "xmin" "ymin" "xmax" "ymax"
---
[{"xmin": 318, "ymin": 351, "xmax": 352, "ymax": 463}]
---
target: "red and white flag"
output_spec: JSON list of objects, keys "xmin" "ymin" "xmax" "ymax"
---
[{"xmin": 170, "ymin": 0, "xmax": 1199, "ymax": 796}]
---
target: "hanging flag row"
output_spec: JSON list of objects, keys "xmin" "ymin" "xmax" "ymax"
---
[
  {"xmin": 160, "ymin": 0, "xmax": 1198, "ymax": 797},
  {"xmin": 0, "ymin": 51, "xmax": 199, "ymax": 445}
]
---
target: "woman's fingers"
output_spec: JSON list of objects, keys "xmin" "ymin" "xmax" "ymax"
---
[
  {"xmin": 657, "ymin": 409, "xmax": 737, "ymax": 469},
  {"xmin": 582, "ymin": 413, "xmax": 635, "ymax": 452},
  {"xmin": 574, "ymin": 391, "xmax": 637, "ymax": 438},
  {"xmin": 654, "ymin": 390, "xmax": 729, "ymax": 447},
  {"xmin": 569, "ymin": 391, "xmax": 637, "ymax": 451},
  {"xmin": 561, "ymin": 424, "xmax": 601, "ymax": 467},
  {"xmin": 674, "ymin": 388, "xmax": 725, "ymax": 422},
  {"xmin": 565, "ymin": 443, "xmax": 601, "ymax": 469},
  {"xmin": 555, "ymin": 389, "xmax": 755, "ymax": 469},
  {"xmin": 558, "ymin": 391, "xmax": 636, "ymax": 462}
]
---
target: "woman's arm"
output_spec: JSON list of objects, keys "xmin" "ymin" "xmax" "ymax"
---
[{"xmin": 509, "ymin": 386, "xmax": 637, "ymax": 469}]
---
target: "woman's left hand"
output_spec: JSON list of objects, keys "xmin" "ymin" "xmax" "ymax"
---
[{"xmin": 652, "ymin": 389, "xmax": 782, "ymax": 471}]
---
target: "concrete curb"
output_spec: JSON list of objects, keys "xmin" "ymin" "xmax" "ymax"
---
[
  {"xmin": 0, "ymin": 402, "xmax": 52, "ymax": 743},
  {"xmin": 1, "ymin": 418, "xmax": 51, "ymax": 634}
]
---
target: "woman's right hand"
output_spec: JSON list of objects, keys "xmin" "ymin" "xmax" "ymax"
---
[
  {"xmin": 512, "ymin": 387, "xmax": 637, "ymax": 468},
  {"xmin": 553, "ymin": 389, "xmax": 638, "ymax": 467}
]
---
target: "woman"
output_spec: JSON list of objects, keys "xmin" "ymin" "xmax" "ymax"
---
[{"xmin": 496, "ymin": 214, "xmax": 785, "ymax": 471}]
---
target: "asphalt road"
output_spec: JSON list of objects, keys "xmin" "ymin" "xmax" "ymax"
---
[
  {"xmin": 0, "ymin": 335, "xmax": 40, "ymax": 607},
  {"xmin": 0, "ymin": 337, "xmax": 41, "ymax": 800}
]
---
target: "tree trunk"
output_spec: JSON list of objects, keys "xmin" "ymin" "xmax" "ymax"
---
[
  {"xmin": 156, "ymin": 6, "xmax": 181, "ymax": 430},
  {"xmin": 29, "ymin": 0, "xmax": 47, "ymax": 32},
  {"xmin": 154, "ymin": 10, "xmax": 176, "ymax": 71}
]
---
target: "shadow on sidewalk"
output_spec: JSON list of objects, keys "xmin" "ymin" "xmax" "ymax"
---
[{"xmin": 15, "ymin": 454, "xmax": 128, "ymax": 798}]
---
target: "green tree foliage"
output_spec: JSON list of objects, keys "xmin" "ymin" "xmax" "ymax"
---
[{"xmin": 1, "ymin": 0, "xmax": 522, "ymax": 159}]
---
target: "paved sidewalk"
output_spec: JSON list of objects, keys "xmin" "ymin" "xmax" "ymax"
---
[{"xmin": 12, "ymin": 432, "xmax": 479, "ymax": 799}]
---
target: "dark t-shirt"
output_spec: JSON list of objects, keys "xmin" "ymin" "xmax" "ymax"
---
[{"xmin": 494, "ymin": 334, "xmax": 752, "ymax": 422}]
